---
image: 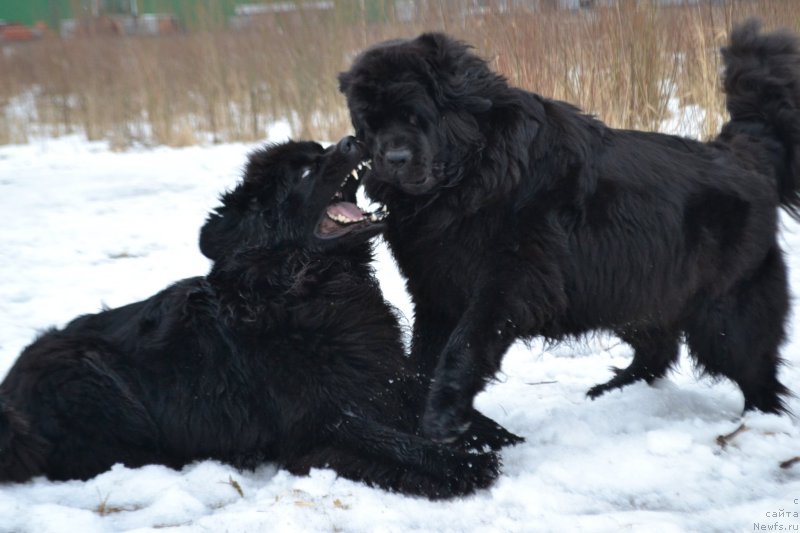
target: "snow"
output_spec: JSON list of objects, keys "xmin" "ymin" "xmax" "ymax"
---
[{"xmin": 1, "ymin": 132, "xmax": 799, "ymax": 533}]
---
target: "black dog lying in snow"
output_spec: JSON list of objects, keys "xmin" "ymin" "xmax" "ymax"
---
[
  {"xmin": 338, "ymin": 20, "xmax": 800, "ymax": 442},
  {"xmin": 0, "ymin": 137, "xmax": 515, "ymax": 498}
]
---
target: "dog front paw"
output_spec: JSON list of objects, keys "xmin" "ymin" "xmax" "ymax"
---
[
  {"xmin": 456, "ymin": 411, "xmax": 524, "ymax": 452},
  {"xmin": 396, "ymin": 449, "xmax": 500, "ymax": 499},
  {"xmin": 420, "ymin": 449, "xmax": 501, "ymax": 498},
  {"xmin": 464, "ymin": 449, "xmax": 501, "ymax": 489}
]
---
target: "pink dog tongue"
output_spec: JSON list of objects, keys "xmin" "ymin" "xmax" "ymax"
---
[{"xmin": 327, "ymin": 202, "xmax": 364, "ymax": 222}]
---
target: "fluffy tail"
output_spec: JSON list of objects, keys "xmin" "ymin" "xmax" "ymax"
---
[
  {"xmin": 0, "ymin": 396, "xmax": 48, "ymax": 482},
  {"xmin": 720, "ymin": 18, "xmax": 800, "ymax": 217}
]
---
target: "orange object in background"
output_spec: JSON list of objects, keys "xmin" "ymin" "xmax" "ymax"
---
[
  {"xmin": 0, "ymin": 22, "xmax": 44, "ymax": 42},
  {"xmin": 0, "ymin": 24, "xmax": 33, "ymax": 42}
]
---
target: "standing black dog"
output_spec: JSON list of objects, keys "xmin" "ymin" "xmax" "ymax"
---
[
  {"xmin": 0, "ymin": 137, "xmax": 506, "ymax": 498},
  {"xmin": 338, "ymin": 20, "xmax": 800, "ymax": 442}
]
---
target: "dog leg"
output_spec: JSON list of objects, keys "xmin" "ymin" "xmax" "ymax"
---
[
  {"xmin": 1, "ymin": 346, "xmax": 164, "ymax": 481},
  {"xmin": 420, "ymin": 312, "xmax": 517, "ymax": 443},
  {"xmin": 408, "ymin": 315, "xmax": 523, "ymax": 449},
  {"xmin": 409, "ymin": 309, "xmax": 456, "ymax": 383},
  {"xmin": 0, "ymin": 397, "xmax": 50, "ymax": 482},
  {"xmin": 286, "ymin": 444, "xmax": 493, "ymax": 499},
  {"xmin": 586, "ymin": 328, "xmax": 679, "ymax": 399},
  {"xmin": 419, "ymin": 252, "xmax": 566, "ymax": 443},
  {"xmin": 412, "ymin": 325, "xmax": 524, "ymax": 447},
  {"xmin": 684, "ymin": 246, "xmax": 790, "ymax": 414},
  {"xmin": 322, "ymin": 411, "xmax": 500, "ymax": 496}
]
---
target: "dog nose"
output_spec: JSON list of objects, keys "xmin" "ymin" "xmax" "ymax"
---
[
  {"xmin": 337, "ymin": 136, "xmax": 358, "ymax": 154},
  {"xmin": 385, "ymin": 147, "xmax": 412, "ymax": 169}
]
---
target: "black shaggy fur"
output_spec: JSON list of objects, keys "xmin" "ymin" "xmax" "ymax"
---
[
  {"xmin": 0, "ymin": 138, "xmax": 511, "ymax": 498},
  {"xmin": 338, "ymin": 19, "xmax": 800, "ymax": 442}
]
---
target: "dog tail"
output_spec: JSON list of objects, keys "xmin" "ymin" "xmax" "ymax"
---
[
  {"xmin": 720, "ymin": 18, "xmax": 800, "ymax": 217},
  {"xmin": 0, "ymin": 395, "xmax": 48, "ymax": 481}
]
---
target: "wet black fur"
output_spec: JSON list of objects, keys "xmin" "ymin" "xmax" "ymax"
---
[
  {"xmin": 0, "ymin": 140, "xmax": 511, "ymax": 498},
  {"xmin": 338, "ymin": 19, "xmax": 800, "ymax": 441}
]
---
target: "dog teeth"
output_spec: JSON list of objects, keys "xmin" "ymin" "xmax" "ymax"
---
[
  {"xmin": 330, "ymin": 213, "xmax": 362, "ymax": 224},
  {"xmin": 342, "ymin": 161, "xmax": 372, "ymax": 184}
]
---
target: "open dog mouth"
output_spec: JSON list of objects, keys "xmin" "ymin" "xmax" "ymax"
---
[{"xmin": 316, "ymin": 159, "xmax": 389, "ymax": 239}]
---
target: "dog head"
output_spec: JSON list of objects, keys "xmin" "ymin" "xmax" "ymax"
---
[
  {"xmin": 339, "ymin": 33, "xmax": 504, "ymax": 198},
  {"xmin": 199, "ymin": 138, "xmax": 387, "ymax": 260}
]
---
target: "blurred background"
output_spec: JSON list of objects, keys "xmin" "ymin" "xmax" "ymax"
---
[{"xmin": 0, "ymin": 0, "xmax": 797, "ymax": 149}]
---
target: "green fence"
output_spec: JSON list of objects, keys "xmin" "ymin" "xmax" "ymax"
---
[{"xmin": 0, "ymin": 0, "xmax": 394, "ymax": 29}]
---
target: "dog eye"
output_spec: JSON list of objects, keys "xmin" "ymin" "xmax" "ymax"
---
[{"xmin": 300, "ymin": 167, "xmax": 312, "ymax": 179}]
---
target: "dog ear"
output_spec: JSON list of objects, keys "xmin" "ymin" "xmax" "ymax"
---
[
  {"xmin": 435, "ymin": 73, "xmax": 494, "ymax": 115},
  {"xmin": 198, "ymin": 187, "xmax": 252, "ymax": 261},
  {"xmin": 456, "ymin": 63, "xmax": 495, "ymax": 112},
  {"xmin": 416, "ymin": 32, "xmax": 451, "ymax": 52},
  {"xmin": 199, "ymin": 214, "xmax": 222, "ymax": 261},
  {"xmin": 199, "ymin": 212, "xmax": 228, "ymax": 261},
  {"xmin": 415, "ymin": 33, "xmax": 495, "ymax": 114},
  {"xmin": 442, "ymin": 110, "xmax": 484, "ymax": 149},
  {"xmin": 337, "ymin": 71, "xmax": 351, "ymax": 94}
]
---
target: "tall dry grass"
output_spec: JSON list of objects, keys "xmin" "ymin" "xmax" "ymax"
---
[{"xmin": 1, "ymin": 0, "xmax": 798, "ymax": 148}]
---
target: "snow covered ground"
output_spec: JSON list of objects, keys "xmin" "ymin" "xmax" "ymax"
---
[{"xmin": 0, "ymin": 131, "xmax": 799, "ymax": 533}]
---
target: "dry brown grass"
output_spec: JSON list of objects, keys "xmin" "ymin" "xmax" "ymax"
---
[{"xmin": 1, "ymin": 0, "xmax": 798, "ymax": 148}]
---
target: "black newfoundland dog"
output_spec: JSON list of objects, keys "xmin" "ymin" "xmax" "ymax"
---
[
  {"xmin": 338, "ymin": 20, "xmax": 800, "ymax": 442},
  {"xmin": 0, "ymin": 137, "xmax": 507, "ymax": 498}
]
